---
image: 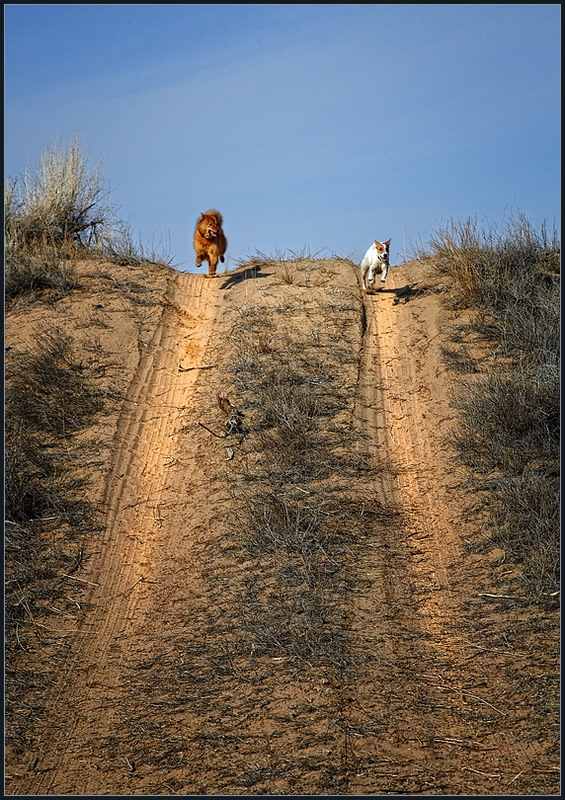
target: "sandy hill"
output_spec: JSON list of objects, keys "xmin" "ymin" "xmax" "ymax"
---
[{"xmin": 5, "ymin": 256, "xmax": 559, "ymax": 795}]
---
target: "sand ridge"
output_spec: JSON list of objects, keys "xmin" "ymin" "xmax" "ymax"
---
[{"xmin": 5, "ymin": 257, "xmax": 559, "ymax": 795}]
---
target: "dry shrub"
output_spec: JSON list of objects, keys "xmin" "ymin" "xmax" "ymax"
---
[
  {"xmin": 6, "ymin": 328, "xmax": 103, "ymax": 438},
  {"xmin": 6, "ymin": 137, "xmax": 111, "ymax": 247},
  {"xmin": 5, "ymin": 137, "xmax": 172, "ymax": 302},
  {"xmin": 421, "ymin": 214, "xmax": 560, "ymax": 599},
  {"xmin": 424, "ymin": 213, "xmax": 559, "ymax": 312},
  {"xmin": 5, "ymin": 327, "xmax": 104, "ymax": 749}
]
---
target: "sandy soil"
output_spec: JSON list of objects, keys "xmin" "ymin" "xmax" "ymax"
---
[{"xmin": 5, "ymin": 257, "xmax": 559, "ymax": 795}]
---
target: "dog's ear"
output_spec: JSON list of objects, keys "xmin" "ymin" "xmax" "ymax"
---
[
  {"xmin": 374, "ymin": 240, "xmax": 379, "ymax": 246},
  {"xmin": 385, "ymin": 239, "xmax": 391, "ymax": 246}
]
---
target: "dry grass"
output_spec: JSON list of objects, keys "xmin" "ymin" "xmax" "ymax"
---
[
  {"xmin": 191, "ymin": 277, "xmax": 393, "ymax": 693},
  {"xmin": 95, "ymin": 219, "xmax": 173, "ymax": 267},
  {"xmin": 6, "ymin": 328, "xmax": 104, "ymax": 439},
  {"xmin": 278, "ymin": 262, "xmax": 297, "ymax": 284},
  {"xmin": 422, "ymin": 213, "xmax": 559, "ymax": 310},
  {"xmin": 5, "ymin": 137, "xmax": 112, "ymax": 247},
  {"xmin": 5, "ymin": 137, "xmax": 172, "ymax": 302},
  {"xmin": 4, "ymin": 327, "xmax": 107, "ymax": 750},
  {"xmin": 419, "ymin": 214, "xmax": 560, "ymax": 599},
  {"xmin": 223, "ymin": 287, "xmax": 374, "ymax": 674},
  {"xmin": 4, "ymin": 238, "xmax": 81, "ymax": 301}
]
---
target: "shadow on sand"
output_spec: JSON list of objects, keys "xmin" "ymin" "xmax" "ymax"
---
[
  {"xmin": 367, "ymin": 283, "xmax": 425, "ymax": 305},
  {"xmin": 218, "ymin": 266, "xmax": 272, "ymax": 290}
]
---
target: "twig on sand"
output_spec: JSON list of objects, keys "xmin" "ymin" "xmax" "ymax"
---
[
  {"xmin": 178, "ymin": 364, "xmax": 216, "ymax": 372},
  {"xmin": 436, "ymin": 683, "xmax": 505, "ymax": 715},
  {"xmin": 59, "ymin": 574, "xmax": 100, "ymax": 587},
  {"xmin": 199, "ymin": 421, "xmax": 229, "ymax": 439},
  {"xmin": 478, "ymin": 593, "xmax": 525, "ymax": 601},
  {"xmin": 122, "ymin": 755, "xmax": 136, "ymax": 774},
  {"xmin": 463, "ymin": 766, "xmax": 501, "ymax": 779}
]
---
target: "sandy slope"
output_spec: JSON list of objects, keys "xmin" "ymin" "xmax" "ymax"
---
[
  {"xmin": 349, "ymin": 263, "xmax": 557, "ymax": 793},
  {"xmin": 5, "ymin": 258, "xmax": 559, "ymax": 795}
]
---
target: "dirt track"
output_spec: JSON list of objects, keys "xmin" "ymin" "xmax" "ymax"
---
[{"xmin": 5, "ymin": 258, "xmax": 559, "ymax": 795}]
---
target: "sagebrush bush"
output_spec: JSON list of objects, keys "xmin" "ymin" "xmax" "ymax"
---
[
  {"xmin": 5, "ymin": 137, "xmax": 172, "ymax": 301},
  {"xmin": 421, "ymin": 214, "xmax": 560, "ymax": 598},
  {"xmin": 6, "ymin": 137, "xmax": 111, "ymax": 247},
  {"xmin": 4, "ymin": 138, "xmax": 108, "ymax": 300},
  {"xmin": 424, "ymin": 213, "xmax": 559, "ymax": 312}
]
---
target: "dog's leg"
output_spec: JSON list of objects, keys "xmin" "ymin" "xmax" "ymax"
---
[
  {"xmin": 381, "ymin": 263, "xmax": 388, "ymax": 282},
  {"xmin": 195, "ymin": 255, "xmax": 202, "ymax": 267}
]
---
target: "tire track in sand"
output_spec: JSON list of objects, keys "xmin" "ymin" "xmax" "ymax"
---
[
  {"xmin": 362, "ymin": 265, "xmax": 461, "ymax": 633},
  {"xmin": 14, "ymin": 271, "xmax": 218, "ymax": 796},
  {"xmin": 348, "ymin": 267, "xmax": 460, "ymax": 790},
  {"xmin": 349, "ymin": 262, "xmax": 541, "ymax": 793}
]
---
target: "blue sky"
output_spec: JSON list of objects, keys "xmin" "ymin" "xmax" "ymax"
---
[{"xmin": 4, "ymin": 4, "xmax": 561, "ymax": 271}]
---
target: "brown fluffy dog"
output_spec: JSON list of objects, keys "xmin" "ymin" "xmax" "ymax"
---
[{"xmin": 193, "ymin": 209, "xmax": 227, "ymax": 276}]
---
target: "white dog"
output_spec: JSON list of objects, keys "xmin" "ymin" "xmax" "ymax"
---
[{"xmin": 360, "ymin": 239, "xmax": 391, "ymax": 292}]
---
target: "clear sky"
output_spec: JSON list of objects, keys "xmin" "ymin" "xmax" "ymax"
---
[{"xmin": 4, "ymin": 4, "xmax": 561, "ymax": 271}]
